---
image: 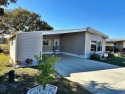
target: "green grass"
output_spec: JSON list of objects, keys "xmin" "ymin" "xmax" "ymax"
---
[
  {"xmin": 0, "ymin": 54, "xmax": 91, "ymax": 94},
  {"xmin": 0, "ymin": 53, "xmax": 11, "ymax": 75},
  {"xmin": 100, "ymin": 57, "xmax": 125, "ymax": 67}
]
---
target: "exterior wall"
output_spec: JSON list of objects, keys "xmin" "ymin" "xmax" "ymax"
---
[
  {"xmin": 16, "ymin": 32, "xmax": 42, "ymax": 64},
  {"xmin": 85, "ymin": 32, "xmax": 106, "ymax": 58},
  {"xmin": 60, "ymin": 32, "xmax": 85, "ymax": 56},
  {"xmin": 43, "ymin": 35, "xmax": 60, "ymax": 52},
  {"xmin": 123, "ymin": 41, "xmax": 125, "ymax": 48},
  {"xmin": 117, "ymin": 41, "xmax": 123, "ymax": 51},
  {"xmin": 10, "ymin": 36, "xmax": 16, "ymax": 63},
  {"xmin": 106, "ymin": 42, "xmax": 114, "ymax": 46},
  {"xmin": 102, "ymin": 38, "xmax": 106, "ymax": 52}
]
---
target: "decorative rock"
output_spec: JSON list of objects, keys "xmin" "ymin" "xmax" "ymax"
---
[
  {"xmin": 27, "ymin": 85, "xmax": 44, "ymax": 94},
  {"xmin": 27, "ymin": 84, "xmax": 58, "ymax": 94},
  {"xmin": 45, "ymin": 84, "xmax": 58, "ymax": 94},
  {"xmin": 104, "ymin": 53, "xmax": 108, "ymax": 58}
]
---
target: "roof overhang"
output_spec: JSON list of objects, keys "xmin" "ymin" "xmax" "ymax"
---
[
  {"xmin": 42, "ymin": 27, "xmax": 109, "ymax": 38},
  {"xmin": 87, "ymin": 27, "xmax": 109, "ymax": 38},
  {"xmin": 7, "ymin": 27, "xmax": 109, "ymax": 39},
  {"xmin": 42, "ymin": 28, "xmax": 87, "ymax": 35},
  {"xmin": 106, "ymin": 38, "xmax": 125, "ymax": 42}
]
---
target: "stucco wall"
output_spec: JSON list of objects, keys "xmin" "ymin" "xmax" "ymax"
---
[
  {"xmin": 16, "ymin": 32, "xmax": 42, "ymax": 64},
  {"xmin": 60, "ymin": 32, "xmax": 85, "ymax": 55},
  {"xmin": 85, "ymin": 32, "xmax": 106, "ymax": 58},
  {"xmin": 43, "ymin": 35, "xmax": 60, "ymax": 52},
  {"xmin": 117, "ymin": 41, "xmax": 123, "ymax": 51},
  {"xmin": 123, "ymin": 41, "xmax": 125, "ymax": 48},
  {"xmin": 10, "ymin": 36, "xmax": 16, "ymax": 63}
]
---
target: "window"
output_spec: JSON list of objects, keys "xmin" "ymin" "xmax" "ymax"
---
[
  {"xmin": 91, "ymin": 41, "xmax": 97, "ymax": 51},
  {"xmin": 43, "ymin": 39, "xmax": 50, "ymax": 46},
  {"xmin": 97, "ymin": 41, "xmax": 102, "ymax": 51},
  {"xmin": 90, "ymin": 41, "xmax": 102, "ymax": 51}
]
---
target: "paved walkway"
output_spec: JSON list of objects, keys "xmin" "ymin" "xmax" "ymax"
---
[{"xmin": 55, "ymin": 55, "xmax": 125, "ymax": 94}]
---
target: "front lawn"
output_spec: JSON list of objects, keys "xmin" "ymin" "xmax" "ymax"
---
[
  {"xmin": 0, "ymin": 54, "xmax": 91, "ymax": 94},
  {"xmin": 100, "ymin": 57, "xmax": 125, "ymax": 67}
]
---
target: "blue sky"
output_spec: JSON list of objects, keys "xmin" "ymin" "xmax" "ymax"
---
[{"xmin": 4, "ymin": 0, "xmax": 125, "ymax": 38}]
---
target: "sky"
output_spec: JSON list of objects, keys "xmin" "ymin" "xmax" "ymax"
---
[{"xmin": 4, "ymin": 0, "xmax": 125, "ymax": 38}]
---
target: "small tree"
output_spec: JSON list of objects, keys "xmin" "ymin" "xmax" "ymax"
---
[
  {"xmin": 35, "ymin": 55, "xmax": 59, "ymax": 88},
  {"xmin": 34, "ymin": 52, "xmax": 42, "ymax": 64}
]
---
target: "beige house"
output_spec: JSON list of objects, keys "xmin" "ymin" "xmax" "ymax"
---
[
  {"xmin": 106, "ymin": 38, "xmax": 125, "ymax": 52},
  {"xmin": 8, "ymin": 27, "xmax": 108, "ymax": 65}
]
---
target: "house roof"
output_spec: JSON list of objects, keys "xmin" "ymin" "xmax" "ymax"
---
[
  {"xmin": 106, "ymin": 38, "xmax": 125, "ymax": 42},
  {"xmin": 42, "ymin": 27, "xmax": 109, "ymax": 38},
  {"xmin": 8, "ymin": 27, "xmax": 109, "ymax": 39}
]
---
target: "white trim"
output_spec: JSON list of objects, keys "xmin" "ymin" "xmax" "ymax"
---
[
  {"xmin": 42, "ymin": 51, "xmax": 85, "ymax": 58},
  {"xmin": 61, "ymin": 52, "xmax": 85, "ymax": 58},
  {"xmin": 42, "ymin": 29, "xmax": 86, "ymax": 35},
  {"xmin": 54, "ymin": 52, "xmax": 61, "ymax": 54},
  {"xmin": 42, "ymin": 52, "xmax": 54, "ymax": 54},
  {"xmin": 42, "ymin": 52, "xmax": 61, "ymax": 54},
  {"xmin": 106, "ymin": 38, "xmax": 125, "ymax": 42}
]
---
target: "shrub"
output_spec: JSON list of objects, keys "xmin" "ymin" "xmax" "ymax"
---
[
  {"xmin": 34, "ymin": 52, "xmax": 42, "ymax": 64},
  {"xmin": 90, "ymin": 52, "xmax": 100, "ymax": 60},
  {"xmin": 116, "ymin": 52, "xmax": 125, "ymax": 57},
  {"xmin": 3, "ymin": 50, "xmax": 9, "ymax": 54},
  {"xmin": 16, "ymin": 59, "xmax": 21, "ymax": 65},
  {"xmin": 25, "ymin": 58, "xmax": 33, "ymax": 64},
  {"xmin": 107, "ymin": 52, "xmax": 115, "ymax": 59},
  {"xmin": 36, "ymin": 55, "xmax": 59, "ymax": 88}
]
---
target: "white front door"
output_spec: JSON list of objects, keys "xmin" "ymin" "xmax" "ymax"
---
[{"xmin": 54, "ymin": 39, "xmax": 60, "ymax": 51}]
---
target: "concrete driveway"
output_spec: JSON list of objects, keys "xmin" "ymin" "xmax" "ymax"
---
[{"xmin": 55, "ymin": 55, "xmax": 125, "ymax": 94}]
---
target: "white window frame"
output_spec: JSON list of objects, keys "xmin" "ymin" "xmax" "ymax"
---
[
  {"xmin": 90, "ymin": 40, "xmax": 102, "ymax": 52},
  {"xmin": 97, "ymin": 41, "xmax": 102, "ymax": 51},
  {"xmin": 90, "ymin": 41, "xmax": 97, "ymax": 51}
]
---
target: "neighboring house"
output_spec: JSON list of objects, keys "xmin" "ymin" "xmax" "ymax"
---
[
  {"xmin": 8, "ymin": 27, "xmax": 108, "ymax": 65},
  {"xmin": 0, "ymin": 34, "xmax": 10, "ymax": 44},
  {"xmin": 0, "ymin": 34, "xmax": 10, "ymax": 50},
  {"xmin": 106, "ymin": 38, "xmax": 125, "ymax": 52}
]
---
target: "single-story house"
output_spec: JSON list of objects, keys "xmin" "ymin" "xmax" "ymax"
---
[
  {"xmin": 106, "ymin": 38, "xmax": 125, "ymax": 52},
  {"xmin": 8, "ymin": 27, "xmax": 108, "ymax": 65},
  {"xmin": 0, "ymin": 34, "xmax": 10, "ymax": 44}
]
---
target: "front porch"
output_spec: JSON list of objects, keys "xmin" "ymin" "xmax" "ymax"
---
[{"xmin": 42, "ymin": 32, "xmax": 86, "ymax": 58}]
